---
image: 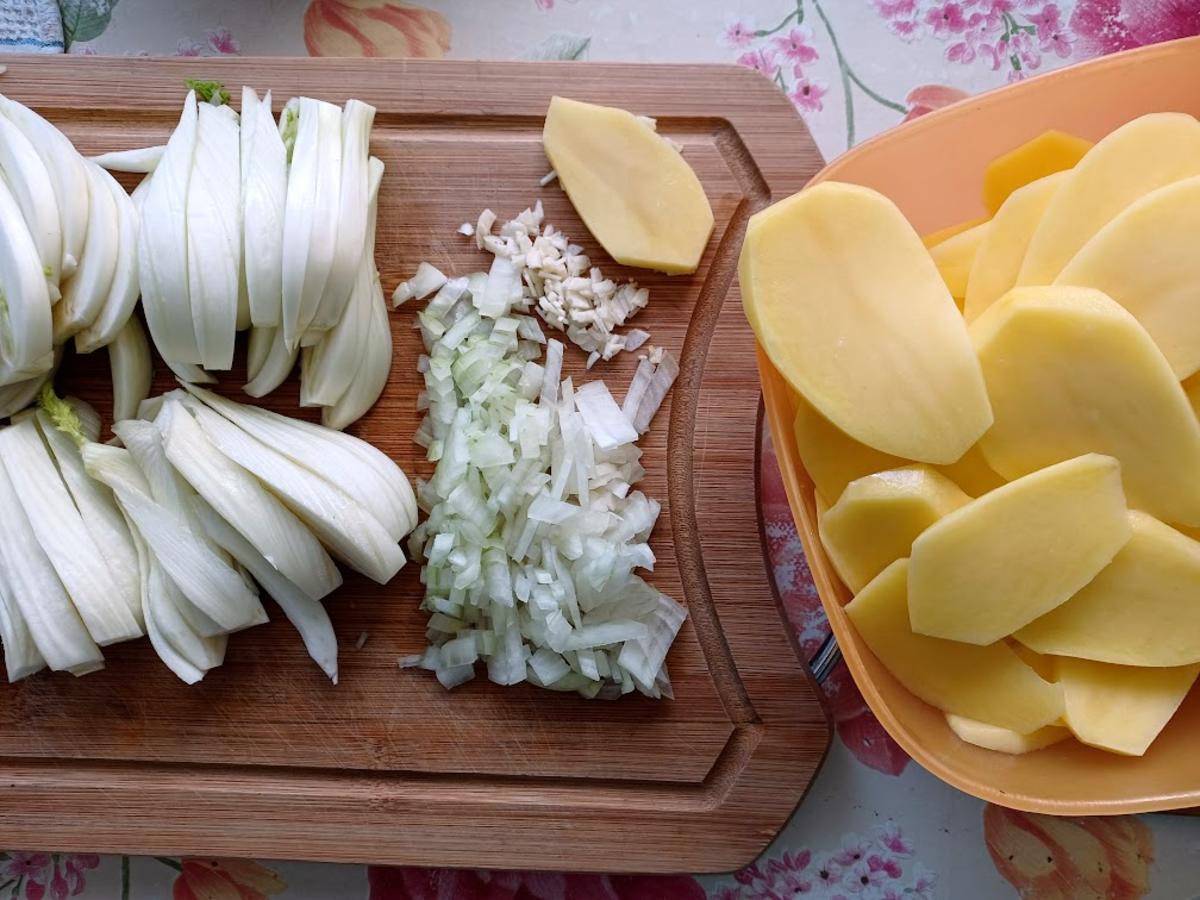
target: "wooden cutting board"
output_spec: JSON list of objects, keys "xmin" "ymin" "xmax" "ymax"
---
[{"xmin": 0, "ymin": 56, "xmax": 829, "ymax": 873}]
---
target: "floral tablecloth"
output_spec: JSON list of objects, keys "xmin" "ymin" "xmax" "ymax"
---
[{"xmin": 2, "ymin": 1, "xmax": 1199, "ymax": 897}]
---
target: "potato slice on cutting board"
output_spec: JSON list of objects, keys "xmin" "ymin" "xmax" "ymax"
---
[
  {"xmin": 971, "ymin": 285, "xmax": 1200, "ymax": 525},
  {"xmin": 907, "ymin": 453, "xmax": 1130, "ymax": 645},
  {"xmin": 542, "ymin": 96, "xmax": 713, "ymax": 274},
  {"xmin": 1017, "ymin": 112, "xmax": 1200, "ymax": 286},
  {"xmin": 982, "ymin": 129, "xmax": 1091, "ymax": 214},
  {"xmin": 945, "ymin": 713, "xmax": 1070, "ymax": 755},
  {"xmin": 965, "ymin": 171, "xmax": 1065, "ymax": 322},
  {"xmin": 742, "ymin": 181, "xmax": 992, "ymax": 464},
  {"xmin": 1017, "ymin": 513, "xmax": 1200, "ymax": 667},
  {"xmin": 928, "ymin": 220, "xmax": 988, "ymax": 299},
  {"xmin": 1055, "ymin": 174, "xmax": 1200, "ymax": 379},
  {"xmin": 845, "ymin": 559, "xmax": 1064, "ymax": 733},
  {"xmin": 820, "ymin": 466, "xmax": 970, "ymax": 593},
  {"xmin": 1057, "ymin": 657, "xmax": 1199, "ymax": 756}
]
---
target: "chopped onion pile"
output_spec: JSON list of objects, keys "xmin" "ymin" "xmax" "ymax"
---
[
  {"xmin": 396, "ymin": 202, "xmax": 651, "ymax": 367},
  {"xmin": 0, "ymin": 93, "xmax": 141, "ymax": 420},
  {"xmin": 404, "ymin": 257, "xmax": 684, "ymax": 698},
  {"xmin": 0, "ymin": 385, "xmax": 415, "ymax": 685}
]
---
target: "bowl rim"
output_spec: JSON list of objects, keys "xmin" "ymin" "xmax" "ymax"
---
[{"xmin": 755, "ymin": 34, "xmax": 1200, "ymax": 815}]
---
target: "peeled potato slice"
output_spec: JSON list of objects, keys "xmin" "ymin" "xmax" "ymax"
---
[
  {"xmin": 928, "ymin": 220, "xmax": 988, "ymax": 299},
  {"xmin": 1018, "ymin": 112, "xmax": 1200, "ymax": 286},
  {"xmin": 945, "ymin": 713, "xmax": 1069, "ymax": 755},
  {"xmin": 972, "ymin": 285, "xmax": 1200, "ymax": 525},
  {"xmin": 846, "ymin": 559, "xmax": 1064, "ymax": 734},
  {"xmin": 982, "ymin": 129, "xmax": 1091, "ymax": 214},
  {"xmin": 1017, "ymin": 513, "xmax": 1200, "ymax": 667},
  {"xmin": 820, "ymin": 466, "xmax": 969, "ymax": 593},
  {"xmin": 1057, "ymin": 657, "xmax": 1199, "ymax": 756},
  {"xmin": 542, "ymin": 96, "xmax": 713, "ymax": 274},
  {"xmin": 742, "ymin": 182, "xmax": 992, "ymax": 464},
  {"xmin": 965, "ymin": 171, "xmax": 1065, "ymax": 322},
  {"xmin": 1056, "ymin": 174, "xmax": 1200, "ymax": 379},
  {"xmin": 907, "ymin": 454, "xmax": 1130, "ymax": 645}
]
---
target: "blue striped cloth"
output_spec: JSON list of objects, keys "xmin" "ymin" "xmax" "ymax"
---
[{"xmin": 0, "ymin": 0, "xmax": 64, "ymax": 53}]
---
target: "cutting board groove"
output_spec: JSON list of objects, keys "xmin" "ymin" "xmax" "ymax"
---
[{"xmin": 0, "ymin": 56, "xmax": 828, "ymax": 873}]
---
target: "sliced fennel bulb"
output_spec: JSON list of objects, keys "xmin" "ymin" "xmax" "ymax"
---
[
  {"xmin": 0, "ymin": 110, "xmax": 61, "ymax": 289},
  {"xmin": 307, "ymin": 99, "xmax": 375, "ymax": 335},
  {"xmin": 52, "ymin": 160, "xmax": 118, "ymax": 343},
  {"xmin": 82, "ymin": 440, "xmax": 268, "ymax": 635},
  {"xmin": 139, "ymin": 90, "xmax": 201, "ymax": 365},
  {"xmin": 241, "ymin": 88, "xmax": 286, "ymax": 328},
  {"xmin": 281, "ymin": 98, "xmax": 324, "ymax": 350},
  {"xmin": 91, "ymin": 145, "xmax": 165, "ymax": 173},
  {"xmin": 159, "ymin": 397, "xmax": 342, "ymax": 600},
  {"xmin": 182, "ymin": 399, "xmax": 405, "ymax": 583},
  {"xmin": 0, "ymin": 417, "xmax": 142, "ymax": 645},
  {"xmin": 322, "ymin": 268, "xmax": 391, "ymax": 431},
  {"xmin": 0, "ymin": 573, "xmax": 45, "ymax": 682},
  {"xmin": 0, "ymin": 174, "xmax": 51, "ymax": 386},
  {"xmin": 74, "ymin": 165, "xmax": 141, "ymax": 353},
  {"xmin": 193, "ymin": 497, "xmax": 338, "ymax": 682},
  {"xmin": 187, "ymin": 101, "xmax": 241, "ymax": 371},
  {"xmin": 35, "ymin": 403, "xmax": 142, "ymax": 627},
  {"xmin": 0, "ymin": 94, "xmax": 89, "ymax": 278},
  {"xmin": 243, "ymin": 325, "xmax": 297, "ymax": 397},
  {"xmin": 302, "ymin": 155, "xmax": 383, "ymax": 409},
  {"xmin": 183, "ymin": 383, "xmax": 416, "ymax": 540},
  {"xmin": 0, "ymin": 347, "xmax": 58, "ymax": 420},
  {"xmin": 0, "ymin": 459, "xmax": 104, "ymax": 675},
  {"xmin": 108, "ymin": 315, "xmax": 153, "ymax": 423}
]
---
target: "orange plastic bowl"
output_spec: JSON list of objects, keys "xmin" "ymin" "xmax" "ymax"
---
[{"xmin": 758, "ymin": 35, "xmax": 1200, "ymax": 815}]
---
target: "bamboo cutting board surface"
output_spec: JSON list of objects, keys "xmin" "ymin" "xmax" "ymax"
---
[{"xmin": 0, "ymin": 56, "xmax": 829, "ymax": 873}]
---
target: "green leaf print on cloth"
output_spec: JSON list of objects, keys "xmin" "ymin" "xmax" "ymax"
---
[{"xmin": 59, "ymin": 0, "xmax": 118, "ymax": 49}]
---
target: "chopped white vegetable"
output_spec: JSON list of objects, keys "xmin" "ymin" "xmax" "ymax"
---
[
  {"xmin": 52, "ymin": 161, "xmax": 118, "ymax": 344},
  {"xmin": 159, "ymin": 398, "xmax": 343, "ymax": 600},
  {"xmin": 394, "ymin": 262, "xmax": 447, "ymax": 308},
  {"xmin": 0, "ymin": 110, "xmax": 61, "ymax": 289},
  {"xmin": 0, "ymin": 417, "xmax": 143, "ymax": 645},
  {"xmin": 240, "ymin": 88, "xmax": 287, "ymax": 329},
  {"xmin": 193, "ymin": 497, "xmax": 338, "ymax": 683},
  {"xmin": 107, "ymin": 315, "xmax": 153, "ymax": 423},
  {"xmin": 631, "ymin": 349, "xmax": 679, "ymax": 434},
  {"xmin": 74, "ymin": 165, "xmax": 141, "ymax": 353},
  {"xmin": 406, "ymin": 270, "xmax": 684, "ymax": 698},
  {"xmin": 0, "ymin": 573, "xmax": 46, "ymax": 682},
  {"xmin": 139, "ymin": 90, "xmax": 202, "ymax": 365},
  {"xmin": 91, "ymin": 145, "xmax": 165, "ymax": 173},
  {"xmin": 187, "ymin": 101, "xmax": 241, "ymax": 370},
  {"xmin": 0, "ymin": 173, "xmax": 52, "ymax": 386},
  {"xmin": 243, "ymin": 325, "xmax": 298, "ymax": 397},
  {"xmin": 0, "ymin": 460, "xmax": 104, "ymax": 675}
]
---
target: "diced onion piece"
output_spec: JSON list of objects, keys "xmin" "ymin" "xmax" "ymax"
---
[{"xmin": 574, "ymin": 380, "xmax": 637, "ymax": 449}]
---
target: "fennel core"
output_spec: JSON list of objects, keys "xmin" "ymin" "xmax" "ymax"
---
[
  {"xmin": 38, "ymin": 385, "xmax": 88, "ymax": 447},
  {"xmin": 185, "ymin": 79, "xmax": 230, "ymax": 106}
]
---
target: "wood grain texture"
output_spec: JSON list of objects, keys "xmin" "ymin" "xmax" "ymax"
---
[{"xmin": 0, "ymin": 56, "xmax": 829, "ymax": 872}]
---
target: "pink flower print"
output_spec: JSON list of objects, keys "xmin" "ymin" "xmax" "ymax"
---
[
  {"xmin": 974, "ymin": 0, "xmax": 1016, "ymax": 27},
  {"xmin": 736, "ymin": 48, "xmax": 779, "ymax": 79},
  {"xmin": 903, "ymin": 83, "xmax": 969, "ymax": 120},
  {"xmin": 175, "ymin": 37, "xmax": 204, "ymax": 56},
  {"xmin": 889, "ymin": 17, "xmax": 923, "ymax": 40},
  {"xmin": 5, "ymin": 853, "xmax": 51, "ymax": 881},
  {"xmin": 979, "ymin": 36, "xmax": 1009, "ymax": 70},
  {"xmin": 868, "ymin": 854, "xmax": 903, "ymax": 879},
  {"xmin": 873, "ymin": 821, "xmax": 915, "ymax": 857},
  {"xmin": 723, "ymin": 20, "xmax": 755, "ymax": 48},
  {"xmin": 1028, "ymin": 2, "xmax": 1063, "ymax": 35},
  {"xmin": 47, "ymin": 860, "xmax": 68, "ymax": 900},
  {"xmin": 1072, "ymin": 0, "xmax": 1200, "ymax": 59},
  {"xmin": 733, "ymin": 863, "xmax": 762, "ymax": 886},
  {"xmin": 812, "ymin": 857, "xmax": 843, "ymax": 889},
  {"xmin": 789, "ymin": 75, "xmax": 829, "ymax": 113},
  {"xmin": 926, "ymin": 2, "xmax": 970, "ymax": 36},
  {"xmin": 207, "ymin": 27, "xmax": 241, "ymax": 55},
  {"xmin": 710, "ymin": 887, "xmax": 742, "ymax": 900},
  {"xmin": 832, "ymin": 835, "xmax": 873, "ymax": 868},
  {"xmin": 535, "ymin": 0, "xmax": 554, "ymax": 8},
  {"xmin": 1040, "ymin": 26, "xmax": 1073, "ymax": 57},
  {"xmin": 773, "ymin": 26, "xmax": 819, "ymax": 63},
  {"xmin": 873, "ymin": 0, "xmax": 917, "ymax": 15},
  {"xmin": 24, "ymin": 879, "xmax": 45, "ymax": 900},
  {"xmin": 844, "ymin": 859, "xmax": 887, "ymax": 894},
  {"xmin": 910, "ymin": 864, "xmax": 937, "ymax": 900}
]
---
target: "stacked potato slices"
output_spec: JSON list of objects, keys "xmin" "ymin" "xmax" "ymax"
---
[
  {"xmin": 742, "ymin": 113, "xmax": 1200, "ymax": 758},
  {"xmin": 0, "ymin": 94, "xmax": 143, "ymax": 420},
  {"xmin": 0, "ymin": 386, "xmax": 415, "ymax": 685}
]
